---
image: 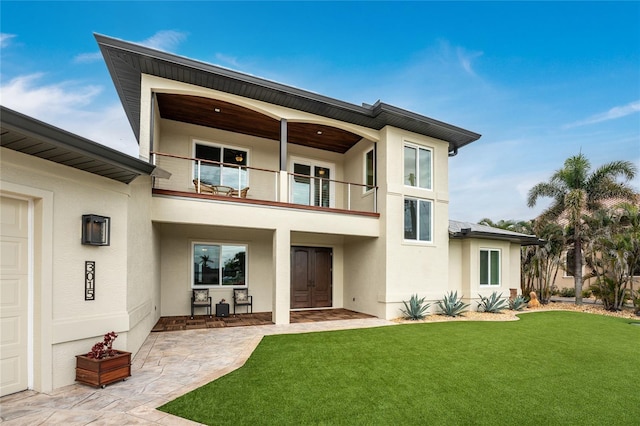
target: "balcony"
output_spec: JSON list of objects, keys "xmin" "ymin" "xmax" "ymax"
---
[{"xmin": 151, "ymin": 152, "xmax": 378, "ymax": 216}]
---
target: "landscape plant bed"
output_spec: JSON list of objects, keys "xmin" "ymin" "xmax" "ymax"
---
[{"xmin": 159, "ymin": 312, "xmax": 639, "ymax": 425}]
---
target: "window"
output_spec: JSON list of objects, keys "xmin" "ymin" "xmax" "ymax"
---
[
  {"xmin": 565, "ymin": 249, "xmax": 575, "ymax": 277},
  {"xmin": 480, "ymin": 249, "xmax": 500, "ymax": 286},
  {"xmin": 193, "ymin": 243, "xmax": 246, "ymax": 287},
  {"xmin": 193, "ymin": 141, "xmax": 248, "ymax": 190},
  {"xmin": 633, "ymin": 258, "xmax": 640, "ymax": 277},
  {"xmin": 291, "ymin": 158, "xmax": 334, "ymax": 207},
  {"xmin": 404, "ymin": 197, "xmax": 432, "ymax": 242},
  {"xmin": 404, "ymin": 144, "xmax": 432, "ymax": 189},
  {"xmin": 364, "ymin": 148, "xmax": 375, "ymax": 192}
]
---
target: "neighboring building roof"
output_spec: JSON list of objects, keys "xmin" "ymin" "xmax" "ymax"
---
[
  {"xmin": 95, "ymin": 34, "xmax": 481, "ymax": 153},
  {"xmin": 553, "ymin": 195, "xmax": 640, "ymax": 226},
  {"xmin": 449, "ymin": 220, "xmax": 542, "ymax": 246},
  {"xmin": 0, "ymin": 106, "xmax": 155, "ymax": 184}
]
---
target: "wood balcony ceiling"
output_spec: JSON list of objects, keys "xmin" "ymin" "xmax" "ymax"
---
[{"xmin": 156, "ymin": 94, "xmax": 363, "ymax": 154}]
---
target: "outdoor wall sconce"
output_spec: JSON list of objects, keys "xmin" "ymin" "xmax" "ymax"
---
[{"xmin": 82, "ymin": 214, "xmax": 110, "ymax": 246}]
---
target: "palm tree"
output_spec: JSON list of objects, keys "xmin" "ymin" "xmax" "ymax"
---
[{"xmin": 527, "ymin": 153, "xmax": 637, "ymax": 304}]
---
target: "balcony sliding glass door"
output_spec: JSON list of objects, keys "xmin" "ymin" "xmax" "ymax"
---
[
  {"xmin": 194, "ymin": 142, "xmax": 247, "ymax": 190},
  {"xmin": 291, "ymin": 160, "xmax": 333, "ymax": 208}
]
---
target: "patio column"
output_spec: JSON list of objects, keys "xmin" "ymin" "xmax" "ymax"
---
[
  {"xmin": 280, "ymin": 118, "xmax": 288, "ymax": 171},
  {"xmin": 272, "ymin": 228, "xmax": 291, "ymax": 325},
  {"xmin": 278, "ymin": 119, "xmax": 289, "ymax": 203}
]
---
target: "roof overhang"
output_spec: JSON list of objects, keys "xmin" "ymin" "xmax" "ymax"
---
[
  {"xmin": 95, "ymin": 34, "xmax": 481, "ymax": 153},
  {"xmin": 449, "ymin": 220, "xmax": 542, "ymax": 246},
  {"xmin": 0, "ymin": 106, "xmax": 155, "ymax": 184}
]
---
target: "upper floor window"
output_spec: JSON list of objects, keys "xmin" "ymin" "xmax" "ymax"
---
[
  {"xmin": 364, "ymin": 148, "xmax": 375, "ymax": 193},
  {"xmin": 193, "ymin": 242, "xmax": 246, "ymax": 287},
  {"xmin": 480, "ymin": 249, "xmax": 500, "ymax": 286},
  {"xmin": 404, "ymin": 144, "xmax": 432, "ymax": 190},
  {"xmin": 404, "ymin": 197, "xmax": 432, "ymax": 242},
  {"xmin": 193, "ymin": 141, "xmax": 247, "ymax": 190}
]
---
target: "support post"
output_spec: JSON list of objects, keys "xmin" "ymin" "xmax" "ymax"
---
[{"xmin": 272, "ymin": 228, "xmax": 291, "ymax": 325}]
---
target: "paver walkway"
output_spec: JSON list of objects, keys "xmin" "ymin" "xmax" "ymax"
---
[{"xmin": 0, "ymin": 317, "xmax": 394, "ymax": 425}]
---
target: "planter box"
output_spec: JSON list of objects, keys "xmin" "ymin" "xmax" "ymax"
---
[{"xmin": 75, "ymin": 350, "xmax": 131, "ymax": 388}]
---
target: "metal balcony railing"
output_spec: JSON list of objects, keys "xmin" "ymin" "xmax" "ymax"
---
[{"xmin": 151, "ymin": 152, "xmax": 377, "ymax": 213}]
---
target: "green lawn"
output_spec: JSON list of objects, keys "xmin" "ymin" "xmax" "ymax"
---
[{"xmin": 159, "ymin": 312, "xmax": 640, "ymax": 425}]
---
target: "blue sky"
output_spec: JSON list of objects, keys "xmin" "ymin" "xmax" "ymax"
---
[{"xmin": 2, "ymin": 1, "xmax": 639, "ymax": 222}]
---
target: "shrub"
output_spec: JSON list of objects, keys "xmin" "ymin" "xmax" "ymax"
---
[
  {"xmin": 400, "ymin": 294, "xmax": 431, "ymax": 320},
  {"xmin": 559, "ymin": 287, "xmax": 576, "ymax": 298},
  {"xmin": 590, "ymin": 278, "xmax": 630, "ymax": 311},
  {"xmin": 582, "ymin": 289, "xmax": 593, "ymax": 299},
  {"xmin": 477, "ymin": 292, "xmax": 507, "ymax": 313},
  {"xmin": 633, "ymin": 290, "xmax": 640, "ymax": 316},
  {"xmin": 437, "ymin": 291, "xmax": 469, "ymax": 317},
  {"xmin": 509, "ymin": 295, "xmax": 528, "ymax": 311}
]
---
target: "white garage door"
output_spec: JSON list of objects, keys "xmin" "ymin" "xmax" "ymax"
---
[{"xmin": 0, "ymin": 196, "xmax": 29, "ymax": 396}]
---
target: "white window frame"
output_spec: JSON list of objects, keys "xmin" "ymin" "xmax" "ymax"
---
[
  {"xmin": 403, "ymin": 197, "xmax": 433, "ymax": 243},
  {"xmin": 289, "ymin": 156, "xmax": 336, "ymax": 208},
  {"xmin": 363, "ymin": 148, "xmax": 375, "ymax": 194},
  {"xmin": 479, "ymin": 248, "xmax": 501, "ymax": 286},
  {"xmin": 192, "ymin": 139, "xmax": 250, "ymax": 189},
  {"xmin": 191, "ymin": 241, "xmax": 248, "ymax": 288},
  {"xmin": 403, "ymin": 142, "xmax": 433, "ymax": 190}
]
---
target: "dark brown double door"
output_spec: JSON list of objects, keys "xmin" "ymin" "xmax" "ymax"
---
[{"xmin": 291, "ymin": 247, "xmax": 332, "ymax": 309}]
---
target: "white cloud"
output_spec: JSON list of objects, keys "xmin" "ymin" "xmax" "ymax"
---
[
  {"xmin": 73, "ymin": 52, "xmax": 103, "ymax": 64},
  {"xmin": 1, "ymin": 73, "xmax": 101, "ymax": 113},
  {"xmin": 564, "ymin": 100, "xmax": 640, "ymax": 128},
  {"xmin": 0, "ymin": 73, "xmax": 138, "ymax": 156},
  {"xmin": 456, "ymin": 47, "xmax": 483, "ymax": 76},
  {"xmin": 73, "ymin": 30, "xmax": 189, "ymax": 65},
  {"xmin": 215, "ymin": 53, "xmax": 241, "ymax": 68},
  {"xmin": 138, "ymin": 30, "xmax": 188, "ymax": 52},
  {"xmin": 0, "ymin": 33, "xmax": 16, "ymax": 48}
]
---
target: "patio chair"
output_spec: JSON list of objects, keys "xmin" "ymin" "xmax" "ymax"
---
[
  {"xmin": 191, "ymin": 289, "xmax": 212, "ymax": 319},
  {"xmin": 229, "ymin": 187, "xmax": 249, "ymax": 198},
  {"xmin": 193, "ymin": 179, "xmax": 217, "ymax": 195},
  {"xmin": 193, "ymin": 180, "xmax": 235, "ymax": 196},
  {"xmin": 233, "ymin": 289, "xmax": 253, "ymax": 314}
]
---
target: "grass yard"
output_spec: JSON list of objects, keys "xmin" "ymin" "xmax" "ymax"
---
[{"xmin": 159, "ymin": 312, "xmax": 639, "ymax": 425}]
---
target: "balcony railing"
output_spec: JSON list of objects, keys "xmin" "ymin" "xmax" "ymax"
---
[{"xmin": 151, "ymin": 152, "xmax": 377, "ymax": 213}]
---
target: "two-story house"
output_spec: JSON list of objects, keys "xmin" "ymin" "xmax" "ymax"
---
[{"xmin": 0, "ymin": 34, "xmax": 538, "ymax": 396}]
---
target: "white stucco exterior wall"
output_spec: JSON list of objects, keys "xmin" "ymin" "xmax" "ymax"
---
[{"xmin": 0, "ymin": 147, "xmax": 154, "ymax": 391}]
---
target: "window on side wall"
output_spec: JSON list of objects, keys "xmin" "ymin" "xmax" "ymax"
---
[
  {"xmin": 193, "ymin": 141, "xmax": 248, "ymax": 190},
  {"xmin": 364, "ymin": 148, "xmax": 375, "ymax": 193},
  {"xmin": 404, "ymin": 143, "xmax": 432, "ymax": 189},
  {"xmin": 480, "ymin": 249, "xmax": 500, "ymax": 286},
  {"xmin": 565, "ymin": 249, "xmax": 575, "ymax": 277},
  {"xmin": 404, "ymin": 197, "xmax": 432, "ymax": 242},
  {"xmin": 193, "ymin": 243, "xmax": 246, "ymax": 287}
]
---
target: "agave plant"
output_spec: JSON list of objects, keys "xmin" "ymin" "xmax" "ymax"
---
[
  {"xmin": 437, "ymin": 291, "xmax": 469, "ymax": 317},
  {"xmin": 509, "ymin": 295, "xmax": 528, "ymax": 311},
  {"xmin": 400, "ymin": 294, "xmax": 431, "ymax": 320},
  {"xmin": 477, "ymin": 292, "xmax": 507, "ymax": 313}
]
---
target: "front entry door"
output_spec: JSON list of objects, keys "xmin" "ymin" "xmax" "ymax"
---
[{"xmin": 291, "ymin": 247, "xmax": 332, "ymax": 309}]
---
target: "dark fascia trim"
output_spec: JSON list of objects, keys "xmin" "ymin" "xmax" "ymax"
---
[
  {"xmin": 450, "ymin": 229, "xmax": 542, "ymax": 246},
  {"xmin": 94, "ymin": 34, "xmax": 481, "ymax": 149},
  {"xmin": 0, "ymin": 106, "xmax": 155, "ymax": 177}
]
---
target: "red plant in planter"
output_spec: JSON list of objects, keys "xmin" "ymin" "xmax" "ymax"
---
[{"xmin": 87, "ymin": 331, "xmax": 118, "ymax": 359}]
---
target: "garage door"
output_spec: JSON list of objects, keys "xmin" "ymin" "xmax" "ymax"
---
[{"xmin": 0, "ymin": 196, "xmax": 29, "ymax": 396}]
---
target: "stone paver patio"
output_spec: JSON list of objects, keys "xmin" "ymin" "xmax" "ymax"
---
[{"xmin": 0, "ymin": 317, "xmax": 394, "ymax": 425}]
